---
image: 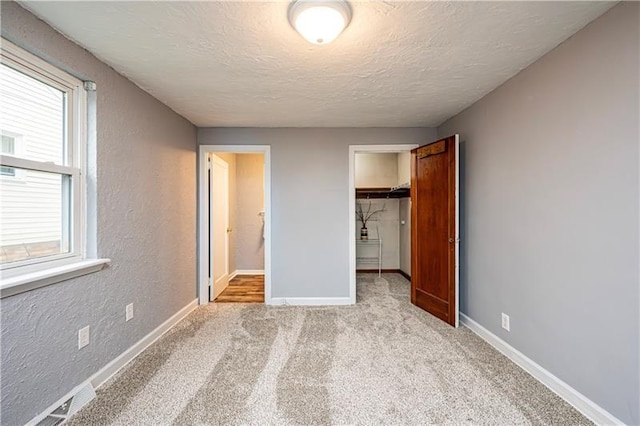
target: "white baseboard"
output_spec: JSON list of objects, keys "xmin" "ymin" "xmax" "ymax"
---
[
  {"xmin": 268, "ymin": 297, "xmax": 352, "ymax": 306},
  {"xmin": 460, "ymin": 313, "xmax": 623, "ymax": 426},
  {"xmin": 213, "ymin": 276, "xmax": 229, "ymax": 300},
  {"xmin": 233, "ymin": 269, "xmax": 264, "ymax": 276},
  {"xmin": 27, "ymin": 299, "xmax": 198, "ymax": 426}
]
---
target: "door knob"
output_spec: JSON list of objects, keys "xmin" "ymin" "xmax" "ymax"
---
[{"xmin": 227, "ymin": 227, "xmax": 232, "ymax": 233}]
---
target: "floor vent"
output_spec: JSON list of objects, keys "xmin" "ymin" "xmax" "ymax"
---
[{"xmin": 36, "ymin": 383, "xmax": 96, "ymax": 425}]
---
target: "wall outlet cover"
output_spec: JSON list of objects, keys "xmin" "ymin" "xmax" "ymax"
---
[
  {"xmin": 501, "ymin": 313, "xmax": 510, "ymax": 331},
  {"xmin": 78, "ymin": 326, "xmax": 90, "ymax": 349},
  {"xmin": 126, "ymin": 303, "xmax": 134, "ymax": 322}
]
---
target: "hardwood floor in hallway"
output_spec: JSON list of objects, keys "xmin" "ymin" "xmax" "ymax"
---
[{"xmin": 215, "ymin": 275, "xmax": 264, "ymax": 303}]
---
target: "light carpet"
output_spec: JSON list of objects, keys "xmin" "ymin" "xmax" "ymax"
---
[{"xmin": 67, "ymin": 274, "xmax": 590, "ymax": 425}]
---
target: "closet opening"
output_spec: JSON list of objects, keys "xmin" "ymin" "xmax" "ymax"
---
[{"xmin": 348, "ymin": 144, "xmax": 418, "ymax": 303}]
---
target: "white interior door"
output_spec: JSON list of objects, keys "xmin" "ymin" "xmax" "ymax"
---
[{"xmin": 211, "ymin": 154, "xmax": 229, "ymax": 300}]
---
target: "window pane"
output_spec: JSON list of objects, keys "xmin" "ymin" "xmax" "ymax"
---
[
  {"xmin": 0, "ymin": 166, "xmax": 15, "ymax": 177},
  {"xmin": 1, "ymin": 135, "xmax": 15, "ymax": 154},
  {"xmin": 0, "ymin": 64, "xmax": 66, "ymax": 165},
  {"xmin": 0, "ymin": 168, "xmax": 70, "ymax": 264},
  {"xmin": 0, "ymin": 135, "xmax": 16, "ymax": 177}
]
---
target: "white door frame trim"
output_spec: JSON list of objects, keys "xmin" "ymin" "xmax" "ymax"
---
[
  {"xmin": 198, "ymin": 145, "xmax": 272, "ymax": 305},
  {"xmin": 348, "ymin": 144, "xmax": 419, "ymax": 304}
]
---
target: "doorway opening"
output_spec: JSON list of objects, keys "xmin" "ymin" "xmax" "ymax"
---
[
  {"xmin": 349, "ymin": 138, "xmax": 460, "ymax": 327},
  {"xmin": 348, "ymin": 144, "xmax": 418, "ymax": 304},
  {"xmin": 198, "ymin": 145, "xmax": 271, "ymax": 305}
]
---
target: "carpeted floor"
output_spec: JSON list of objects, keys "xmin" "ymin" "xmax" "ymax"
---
[{"xmin": 67, "ymin": 274, "xmax": 590, "ymax": 425}]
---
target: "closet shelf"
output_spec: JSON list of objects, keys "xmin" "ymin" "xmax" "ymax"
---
[
  {"xmin": 356, "ymin": 185, "xmax": 410, "ymax": 199},
  {"xmin": 391, "ymin": 182, "xmax": 410, "ymax": 192}
]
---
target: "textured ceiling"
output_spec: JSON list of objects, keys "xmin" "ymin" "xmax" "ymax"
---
[{"xmin": 20, "ymin": 1, "xmax": 614, "ymax": 127}]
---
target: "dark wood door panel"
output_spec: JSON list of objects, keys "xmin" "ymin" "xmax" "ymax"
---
[
  {"xmin": 414, "ymin": 289, "xmax": 449, "ymax": 321},
  {"xmin": 416, "ymin": 152, "xmax": 449, "ymax": 300},
  {"xmin": 411, "ymin": 135, "xmax": 458, "ymax": 326}
]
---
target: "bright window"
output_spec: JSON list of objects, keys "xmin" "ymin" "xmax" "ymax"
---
[
  {"xmin": 0, "ymin": 134, "xmax": 16, "ymax": 176},
  {"xmin": 0, "ymin": 39, "xmax": 87, "ymax": 275}
]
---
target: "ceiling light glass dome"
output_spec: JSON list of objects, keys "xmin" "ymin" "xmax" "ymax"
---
[{"xmin": 289, "ymin": 0, "xmax": 352, "ymax": 45}]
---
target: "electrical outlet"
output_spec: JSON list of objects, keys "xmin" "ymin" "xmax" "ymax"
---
[
  {"xmin": 501, "ymin": 313, "xmax": 510, "ymax": 332},
  {"xmin": 126, "ymin": 303, "xmax": 134, "ymax": 322},
  {"xmin": 78, "ymin": 326, "xmax": 90, "ymax": 349}
]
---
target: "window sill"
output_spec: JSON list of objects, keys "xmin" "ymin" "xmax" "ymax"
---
[{"xmin": 0, "ymin": 259, "xmax": 110, "ymax": 299}]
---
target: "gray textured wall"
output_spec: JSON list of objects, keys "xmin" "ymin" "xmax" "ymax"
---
[
  {"xmin": 438, "ymin": 3, "xmax": 639, "ymax": 423},
  {"xmin": 0, "ymin": 3, "xmax": 197, "ymax": 425},
  {"xmin": 235, "ymin": 154, "xmax": 265, "ymax": 271},
  {"xmin": 198, "ymin": 128, "xmax": 437, "ymax": 298}
]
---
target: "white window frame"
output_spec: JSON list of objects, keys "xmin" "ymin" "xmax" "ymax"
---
[{"xmin": 0, "ymin": 39, "xmax": 87, "ymax": 279}]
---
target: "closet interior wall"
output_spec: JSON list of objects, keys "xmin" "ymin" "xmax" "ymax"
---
[{"xmin": 355, "ymin": 152, "xmax": 411, "ymax": 277}]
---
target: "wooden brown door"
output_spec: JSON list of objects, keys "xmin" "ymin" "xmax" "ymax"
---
[{"xmin": 411, "ymin": 135, "xmax": 459, "ymax": 327}]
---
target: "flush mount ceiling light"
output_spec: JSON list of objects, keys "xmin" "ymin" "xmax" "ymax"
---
[{"xmin": 288, "ymin": 0, "xmax": 352, "ymax": 45}]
